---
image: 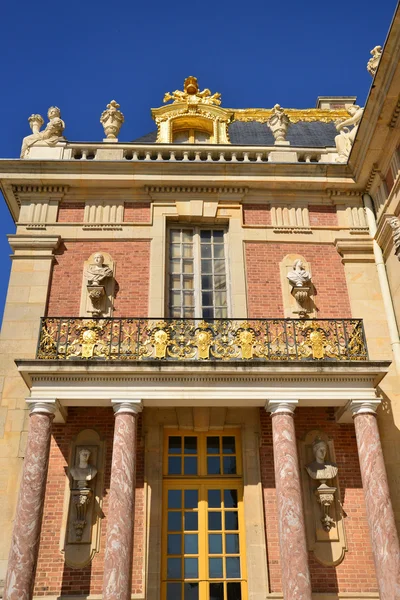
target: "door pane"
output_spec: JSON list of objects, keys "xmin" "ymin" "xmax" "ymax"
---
[
  {"xmin": 184, "ymin": 583, "xmax": 199, "ymax": 600},
  {"xmin": 167, "ymin": 557, "xmax": 182, "ymax": 579},
  {"xmin": 184, "ymin": 457, "xmax": 197, "ymax": 475},
  {"xmin": 167, "ymin": 582, "xmax": 182, "ymax": 600},
  {"xmin": 184, "ymin": 512, "xmax": 198, "ymax": 531},
  {"xmin": 207, "ymin": 437, "xmax": 220, "ymax": 454},
  {"xmin": 208, "ymin": 512, "xmax": 222, "ymax": 530},
  {"xmin": 184, "ymin": 534, "xmax": 198, "ymax": 554},
  {"xmin": 210, "ymin": 583, "xmax": 224, "ymax": 600},
  {"xmin": 168, "ymin": 534, "xmax": 182, "ymax": 554},
  {"xmin": 224, "ymin": 490, "xmax": 238, "ymax": 509},
  {"xmin": 184, "ymin": 490, "xmax": 198, "ymax": 509},
  {"xmin": 225, "ymin": 534, "xmax": 239, "ymax": 554},
  {"xmin": 209, "ymin": 557, "xmax": 223, "ymax": 578},
  {"xmin": 226, "ymin": 557, "xmax": 241, "ymax": 579},
  {"xmin": 184, "ymin": 558, "xmax": 198, "ymax": 579},
  {"xmin": 225, "ymin": 512, "xmax": 238, "ymax": 531},
  {"xmin": 168, "ymin": 512, "xmax": 182, "ymax": 532},
  {"xmin": 208, "ymin": 489, "xmax": 221, "ymax": 508},
  {"xmin": 209, "ymin": 534, "xmax": 222, "ymax": 554},
  {"xmin": 168, "ymin": 490, "xmax": 182, "ymax": 509},
  {"xmin": 227, "ymin": 582, "xmax": 241, "ymax": 600}
]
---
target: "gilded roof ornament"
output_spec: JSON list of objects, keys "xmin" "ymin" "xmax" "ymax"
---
[{"xmin": 163, "ymin": 76, "xmax": 222, "ymax": 106}]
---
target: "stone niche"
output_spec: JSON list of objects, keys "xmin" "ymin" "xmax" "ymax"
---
[
  {"xmin": 299, "ymin": 429, "xmax": 347, "ymax": 566},
  {"xmin": 62, "ymin": 429, "xmax": 105, "ymax": 569},
  {"xmin": 279, "ymin": 253, "xmax": 317, "ymax": 318},
  {"xmin": 79, "ymin": 251, "xmax": 115, "ymax": 317}
]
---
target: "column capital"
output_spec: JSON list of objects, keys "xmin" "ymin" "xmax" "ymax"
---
[
  {"xmin": 265, "ymin": 400, "xmax": 298, "ymax": 415},
  {"xmin": 112, "ymin": 400, "xmax": 143, "ymax": 416},
  {"xmin": 26, "ymin": 399, "xmax": 58, "ymax": 416},
  {"xmin": 347, "ymin": 399, "xmax": 381, "ymax": 416}
]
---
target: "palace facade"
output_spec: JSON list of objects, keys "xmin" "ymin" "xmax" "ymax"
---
[{"xmin": 1, "ymin": 8, "xmax": 400, "ymax": 600}]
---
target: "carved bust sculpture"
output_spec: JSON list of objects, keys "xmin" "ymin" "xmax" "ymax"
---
[
  {"xmin": 70, "ymin": 447, "xmax": 98, "ymax": 490},
  {"xmin": 20, "ymin": 106, "xmax": 65, "ymax": 158},
  {"xmin": 306, "ymin": 438, "xmax": 338, "ymax": 482},
  {"xmin": 287, "ymin": 259, "xmax": 311, "ymax": 288},
  {"xmin": 334, "ymin": 105, "xmax": 364, "ymax": 163},
  {"xmin": 85, "ymin": 253, "xmax": 113, "ymax": 286}
]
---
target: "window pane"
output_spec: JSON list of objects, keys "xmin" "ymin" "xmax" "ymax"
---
[
  {"xmin": 168, "ymin": 489, "xmax": 182, "ymax": 509},
  {"xmin": 184, "ymin": 490, "xmax": 198, "ymax": 509},
  {"xmin": 184, "ymin": 457, "xmax": 197, "ymax": 475},
  {"xmin": 202, "ymin": 307, "xmax": 214, "ymax": 319},
  {"xmin": 167, "ymin": 557, "xmax": 181, "ymax": 579},
  {"xmin": 167, "ymin": 582, "xmax": 182, "ymax": 600},
  {"xmin": 213, "ymin": 230, "xmax": 224, "ymax": 241},
  {"xmin": 182, "ymin": 230, "xmax": 193, "ymax": 243},
  {"xmin": 207, "ymin": 457, "xmax": 221, "ymax": 475},
  {"xmin": 208, "ymin": 489, "xmax": 221, "ymax": 508},
  {"xmin": 201, "ymin": 244, "xmax": 212, "ymax": 258},
  {"xmin": 168, "ymin": 534, "xmax": 182, "ymax": 555},
  {"xmin": 182, "ymin": 260, "xmax": 194, "ymax": 274},
  {"xmin": 200, "ymin": 230, "xmax": 211, "ymax": 241},
  {"xmin": 184, "ymin": 533, "xmax": 198, "ymax": 554},
  {"xmin": 207, "ymin": 437, "xmax": 220, "ymax": 454},
  {"xmin": 214, "ymin": 307, "xmax": 227, "ymax": 319},
  {"xmin": 201, "ymin": 260, "xmax": 212, "ymax": 274},
  {"xmin": 214, "ymin": 260, "xmax": 226, "ymax": 274},
  {"xmin": 214, "ymin": 275, "xmax": 226, "ymax": 290},
  {"xmin": 168, "ymin": 512, "xmax": 182, "ymax": 532},
  {"xmin": 183, "ymin": 292, "xmax": 195, "ymax": 307},
  {"xmin": 169, "ymin": 436, "xmax": 182, "ymax": 454},
  {"xmin": 184, "ymin": 512, "xmax": 198, "ymax": 531},
  {"xmin": 185, "ymin": 583, "xmax": 199, "ymax": 600},
  {"xmin": 202, "ymin": 275, "xmax": 213, "ymax": 289},
  {"xmin": 223, "ymin": 457, "xmax": 236, "ymax": 475},
  {"xmin": 226, "ymin": 557, "xmax": 241, "ymax": 579},
  {"xmin": 202, "ymin": 291, "xmax": 213, "ymax": 306},
  {"xmin": 183, "ymin": 244, "xmax": 193, "ymax": 258},
  {"xmin": 225, "ymin": 512, "xmax": 238, "ymax": 531},
  {"xmin": 210, "ymin": 583, "xmax": 224, "ymax": 600},
  {"xmin": 224, "ymin": 490, "xmax": 238, "ymax": 509},
  {"xmin": 171, "ymin": 275, "xmax": 181, "ymax": 289},
  {"xmin": 184, "ymin": 437, "xmax": 197, "ymax": 454},
  {"xmin": 170, "ymin": 244, "xmax": 181, "ymax": 258},
  {"xmin": 209, "ymin": 534, "xmax": 222, "ymax": 554},
  {"xmin": 170, "ymin": 230, "xmax": 181, "ymax": 243},
  {"xmin": 214, "ymin": 292, "xmax": 227, "ymax": 307},
  {"xmin": 222, "ymin": 437, "xmax": 236, "ymax": 454},
  {"xmin": 214, "ymin": 244, "xmax": 225, "ymax": 259},
  {"xmin": 208, "ymin": 512, "xmax": 222, "ymax": 531},
  {"xmin": 168, "ymin": 457, "xmax": 182, "ymax": 475},
  {"xmin": 183, "ymin": 277, "xmax": 194, "ymax": 290},
  {"xmin": 209, "ymin": 557, "xmax": 223, "ymax": 578},
  {"xmin": 227, "ymin": 582, "xmax": 241, "ymax": 600},
  {"xmin": 226, "ymin": 534, "xmax": 239, "ymax": 554},
  {"xmin": 185, "ymin": 558, "xmax": 198, "ymax": 579}
]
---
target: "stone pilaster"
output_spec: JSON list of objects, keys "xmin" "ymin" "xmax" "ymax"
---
[
  {"xmin": 102, "ymin": 400, "xmax": 142, "ymax": 600},
  {"xmin": 3, "ymin": 400, "xmax": 56, "ymax": 600},
  {"xmin": 266, "ymin": 400, "xmax": 312, "ymax": 600},
  {"xmin": 350, "ymin": 400, "xmax": 400, "ymax": 599}
]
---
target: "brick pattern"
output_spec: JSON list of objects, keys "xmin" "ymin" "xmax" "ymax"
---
[
  {"xmin": 33, "ymin": 408, "xmax": 145, "ymax": 597},
  {"xmin": 124, "ymin": 202, "xmax": 151, "ymax": 223},
  {"xmin": 46, "ymin": 241, "xmax": 150, "ymax": 316},
  {"xmin": 57, "ymin": 203, "xmax": 85, "ymax": 223},
  {"xmin": 260, "ymin": 407, "xmax": 378, "ymax": 594},
  {"xmin": 245, "ymin": 242, "xmax": 351, "ymax": 318},
  {"xmin": 309, "ymin": 205, "xmax": 338, "ymax": 226},
  {"xmin": 242, "ymin": 203, "xmax": 271, "ymax": 226}
]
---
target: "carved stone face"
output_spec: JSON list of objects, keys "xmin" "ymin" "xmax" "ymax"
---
[
  {"xmin": 78, "ymin": 448, "xmax": 91, "ymax": 464},
  {"xmin": 47, "ymin": 107, "xmax": 60, "ymax": 119},
  {"xmin": 313, "ymin": 441, "xmax": 327, "ymax": 463},
  {"xmin": 93, "ymin": 253, "xmax": 104, "ymax": 266}
]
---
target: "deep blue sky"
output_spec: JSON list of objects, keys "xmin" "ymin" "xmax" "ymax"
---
[{"xmin": 0, "ymin": 0, "xmax": 398, "ymax": 323}]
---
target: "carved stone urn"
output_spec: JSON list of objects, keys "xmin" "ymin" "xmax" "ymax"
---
[
  {"xmin": 267, "ymin": 104, "xmax": 290, "ymax": 145},
  {"xmin": 100, "ymin": 100, "xmax": 124, "ymax": 141}
]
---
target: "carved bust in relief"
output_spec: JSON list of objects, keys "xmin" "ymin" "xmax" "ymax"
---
[
  {"xmin": 69, "ymin": 447, "xmax": 98, "ymax": 490},
  {"xmin": 287, "ymin": 259, "xmax": 311, "ymax": 288},
  {"xmin": 85, "ymin": 252, "xmax": 113, "ymax": 286},
  {"xmin": 306, "ymin": 438, "xmax": 338, "ymax": 482}
]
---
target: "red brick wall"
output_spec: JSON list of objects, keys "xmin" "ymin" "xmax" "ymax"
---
[
  {"xmin": 309, "ymin": 205, "xmax": 338, "ymax": 226},
  {"xmin": 260, "ymin": 407, "xmax": 378, "ymax": 594},
  {"xmin": 46, "ymin": 241, "xmax": 150, "ymax": 316},
  {"xmin": 34, "ymin": 408, "xmax": 145, "ymax": 597},
  {"xmin": 245, "ymin": 242, "xmax": 351, "ymax": 318},
  {"xmin": 242, "ymin": 204, "xmax": 271, "ymax": 226},
  {"xmin": 57, "ymin": 203, "xmax": 85, "ymax": 223},
  {"xmin": 124, "ymin": 202, "xmax": 151, "ymax": 223}
]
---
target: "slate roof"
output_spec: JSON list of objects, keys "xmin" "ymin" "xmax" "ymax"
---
[{"xmin": 132, "ymin": 120, "xmax": 337, "ymax": 147}]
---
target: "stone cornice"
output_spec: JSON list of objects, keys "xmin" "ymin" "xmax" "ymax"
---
[
  {"xmin": 335, "ymin": 237, "xmax": 374, "ymax": 262},
  {"xmin": 8, "ymin": 234, "xmax": 61, "ymax": 258}
]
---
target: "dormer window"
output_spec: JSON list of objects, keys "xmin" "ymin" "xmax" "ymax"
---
[{"xmin": 173, "ymin": 129, "xmax": 212, "ymax": 144}]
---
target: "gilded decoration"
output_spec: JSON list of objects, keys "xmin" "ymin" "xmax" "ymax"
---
[
  {"xmin": 152, "ymin": 76, "xmax": 233, "ymax": 144},
  {"xmin": 231, "ymin": 108, "xmax": 350, "ymax": 124},
  {"xmin": 37, "ymin": 317, "xmax": 368, "ymax": 362}
]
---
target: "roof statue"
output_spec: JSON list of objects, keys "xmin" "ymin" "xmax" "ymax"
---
[
  {"xmin": 163, "ymin": 76, "xmax": 222, "ymax": 106},
  {"xmin": 334, "ymin": 104, "xmax": 364, "ymax": 163},
  {"xmin": 367, "ymin": 45, "xmax": 382, "ymax": 77},
  {"xmin": 20, "ymin": 107, "xmax": 65, "ymax": 159},
  {"xmin": 100, "ymin": 100, "xmax": 124, "ymax": 141}
]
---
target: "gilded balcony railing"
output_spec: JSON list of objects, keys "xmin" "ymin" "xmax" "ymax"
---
[{"xmin": 36, "ymin": 318, "xmax": 368, "ymax": 362}]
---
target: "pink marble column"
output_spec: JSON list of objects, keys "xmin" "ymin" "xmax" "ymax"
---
[
  {"xmin": 350, "ymin": 400, "xmax": 400, "ymax": 599},
  {"xmin": 102, "ymin": 400, "xmax": 142, "ymax": 600},
  {"xmin": 266, "ymin": 400, "xmax": 312, "ymax": 600},
  {"xmin": 4, "ymin": 401, "xmax": 56, "ymax": 600}
]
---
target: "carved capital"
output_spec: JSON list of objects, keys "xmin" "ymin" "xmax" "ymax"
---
[
  {"xmin": 347, "ymin": 399, "xmax": 381, "ymax": 416},
  {"xmin": 27, "ymin": 399, "xmax": 58, "ymax": 416},
  {"xmin": 265, "ymin": 399, "xmax": 298, "ymax": 415},
  {"xmin": 112, "ymin": 400, "xmax": 143, "ymax": 416}
]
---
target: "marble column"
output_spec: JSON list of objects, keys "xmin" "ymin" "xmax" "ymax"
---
[
  {"xmin": 350, "ymin": 400, "xmax": 400, "ymax": 599},
  {"xmin": 102, "ymin": 400, "xmax": 142, "ymax": 600},
  {"xmin": 266, "ymin": 400, "xmax": 312, "ymax": 600},
  {"xmin": 4, "ymin": 400, "xmax": 57, "ymax": 600}
]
